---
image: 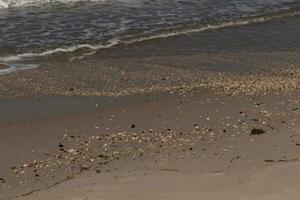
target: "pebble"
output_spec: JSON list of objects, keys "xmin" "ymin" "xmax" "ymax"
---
[
  {"xmin": 250, "ymin": 128, "xmax": 266, "ymax": 135},
  {"xmin": 4, "ymin": 93, "xmax": 299, "ymax": 191},
  {"xmin": 0, "ymin": 178, "xmax": 5, "ymax": 183}
]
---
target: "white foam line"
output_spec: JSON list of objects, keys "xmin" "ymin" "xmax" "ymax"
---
[
  {"xmin": 0, "ymin": 0, "xmax": 8, "ymax": 8},
  {"xmin": 124, "ymin": 21, "xmax": 251, "ymax": 44},
  {"xmin": 0, "ymin": 67, "xmax": 16, "ymax": 75},
  {"xmin": 0, "ymin": 63, "xmax": 39, "ymax": 75},
  {"xmin": 0, "ymin": 0, "xmax": 107, "ymax": 8},
  {"xmin": 0, "ymin": 38, "xmax": 120, "ymax": 62},
  {"xmin": 123, "ymin": 11, "xmax": 299, "ymax": 44},
  {"xmin": 0, "ymin": 10, "xmax": 299, "ymax": 64}
]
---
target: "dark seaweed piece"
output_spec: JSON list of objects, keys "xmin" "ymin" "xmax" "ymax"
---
[{"xmin": 250, "ymin": 128, "xmax": 265, "ymax": 136}]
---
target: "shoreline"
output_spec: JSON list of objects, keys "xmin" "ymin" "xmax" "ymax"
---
[
  {"xmin": 0, "ymin": 15, "xmax": 300, "ymax": 99},
  {"xmin": 0, "ymin": 13, "xmax": 300, "ymax": 200},
  {"xmin": 1, "ymin": 4, "xmax": 300, "ymax": 66}
]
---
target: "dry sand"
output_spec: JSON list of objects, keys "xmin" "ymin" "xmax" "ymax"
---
[{"xmin": 16, "ymin": 161, "xmax": 300, "ymax": 200}]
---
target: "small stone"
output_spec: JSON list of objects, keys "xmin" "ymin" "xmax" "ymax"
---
[
  {"xmin": 67, "ymin": 149, "xmax": 76, "ymax": 153},
  {"xmin": 131, "ymin": 124, "xmax": 135, "ymax": 128},
  {"xmin": 80, "ymin": 165, "xmax": 90, "ymax": 171},
  {"xmin": 0, "ymin": 178, "xmax": 5, "ymax": 183},
  {"xmin": 250, "ymin": 128, "xmax": 265, "ymax": 135}
]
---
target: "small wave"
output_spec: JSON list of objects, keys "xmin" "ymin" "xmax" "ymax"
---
[
  {"xmin": 0, "ymin": 0, "xmax": 8, "ymax": 8},
  {"xmin": 0, "ymin": 0, "xmax": 106, "ymax": 8},
  {"xmin": 0, "ymin": 63, "xmax": 39, "ymax": 75},
  {"xmin": 0, "ymin": 38, "xmax": 120, "ymax": 62},
  {"xmin": 0, "ymin": 8, "xmax": 299, "ymax": 73},
  {"xmin": 127, "ymin": 7, "xmax": 300, "ymax": 43}
]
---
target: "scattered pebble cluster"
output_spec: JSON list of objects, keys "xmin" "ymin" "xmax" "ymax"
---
[
  {"xmin": 1, "ymin": 94, "xmax": 299, "ymax": 194},
  {"xmin": 0, "ymin": 50, "xmax": 299, "ymax": 199},
  {"xmin": 0, "ymin": 51, "xmax": 299, "ymax": 98}
]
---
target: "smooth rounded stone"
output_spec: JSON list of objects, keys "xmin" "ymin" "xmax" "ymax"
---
[{"xmin": 67, "ymin": 149, "xmax": 76, "ymax": 153}]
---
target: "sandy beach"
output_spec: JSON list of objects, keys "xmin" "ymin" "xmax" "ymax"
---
[
  {"xmin": 0, "ymin": 11, "xmax": 300, "ymax": 200},
  {"xmin": 0, "ymin": 89, "xmax": 299, "ymax": 199}
]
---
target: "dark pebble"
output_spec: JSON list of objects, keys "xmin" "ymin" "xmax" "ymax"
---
[
  {"xmin": 250, "ymin": 128, "xmax": 265, "ymax": 135},
  {"xmin": 265, "ymin": 159, "xmax": 275, "ymax": 162},
  {"xmin": 0, "ymin": 178, "xmax": 5, "ymax": 183}
]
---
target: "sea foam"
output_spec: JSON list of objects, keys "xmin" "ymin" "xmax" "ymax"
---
[
  {"xmin": 0, "ymin": 0, "xmax": 104, "ymax": 8},
  {"xmin": 0, "ymin": 10, "xmax": 299, "ymax": 64},
  {"xmin": 0, "ymin": 0, "xmax": 8, "ymax": 8}
]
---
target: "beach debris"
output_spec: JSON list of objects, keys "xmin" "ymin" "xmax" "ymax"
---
[
  {"xmin": 23, "ymin": 163, "xmax": 33, "ymax": 168},
  {"xmin": 0, "ymin": 178, "xmax": 5, "ymax": 183},
  {"xmin": 4, "ymin": 92, "xmax": 299, "ymax": 194},
  {"xmin": 264, "ymin": 158, "xmax": 298, "ymax": 163},
  {"xmin": 58, "ymin": 143, "xmax": 64, "ymax": 151},
  {"xmin": 160, "ymin": 168, "xmax": 179, "ymax": 172},
  {"xmin": 250, "ymin": 128, "xmax": 265, "ymax": 136}
]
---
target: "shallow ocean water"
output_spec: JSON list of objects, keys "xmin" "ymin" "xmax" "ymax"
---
[{"xmin": 0, "ymin": 0, "xmax": 299, "ymax": 74}]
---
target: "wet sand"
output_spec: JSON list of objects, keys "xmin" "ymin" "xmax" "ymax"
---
[
  {"xmin": 0, "ymin": 15, "xmax": 300, "ymax": 98},
  {"xmin": 0, "ymin": 90, "xmax": 299, "ymax": 199}
]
